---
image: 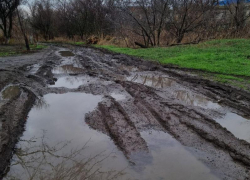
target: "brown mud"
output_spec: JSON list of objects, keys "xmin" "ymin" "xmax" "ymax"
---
[{"xmin": 1, "ymin": 45, "xmax": 250, "ymax": 179}]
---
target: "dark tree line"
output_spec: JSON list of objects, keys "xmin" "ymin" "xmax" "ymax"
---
[
  {"xmin": 1, "ymin": 0, "xmax": 250, "ymax": 47},
  {"xmin": 28, "ymin": 0, "xmax": 116, "ymax": 42}
]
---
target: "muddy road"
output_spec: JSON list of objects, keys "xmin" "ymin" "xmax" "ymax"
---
[{"xmin": 1, "ymin": 45, "xmax": 250, "ymax": 180}]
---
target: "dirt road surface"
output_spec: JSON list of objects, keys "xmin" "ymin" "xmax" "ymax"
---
[{"xmin": 1, "ymin": 45, "xmax": 250, "ymax": 180}]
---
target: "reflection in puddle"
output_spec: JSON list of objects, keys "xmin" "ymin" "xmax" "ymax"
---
[
  {"xmin": 52, "ymin": 65, "xmax": 84, "ymax": 74},
  {"xmin": 5, "ymin": 93, "xmax": 132, "ymax": 180},
  {"xmin": 49, "ymin": 76, "xmax": 98, "ymax": 89},
  {"xmin": 173, "ymin": 90, "xmax": 221, "ymax": 109},
  {"xmin": 1, "ymin": 86, "xmax": 20, "ymax": 100},
  {"xmin": 132, "ymin": 131, "xmax": 219, "ymax": 180},
  {"xmin": 215, "ymin": 112, "xmax": 250, "ymax": 142},
  {"xmin": 129, "ymin": 73, "xmax": 176, "ymax": 88},
  {"xmin": 59, "ymin": 51, "xmax": 74, "ymax": 57},
  {"xmin": 5, "ymin": 135, "xmax": 126, "ymax": 180}
]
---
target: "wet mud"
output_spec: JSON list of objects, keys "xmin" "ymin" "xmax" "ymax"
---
[{"xmin": 1, "ymin": 45, "xmax": 250, "ymax": 179}]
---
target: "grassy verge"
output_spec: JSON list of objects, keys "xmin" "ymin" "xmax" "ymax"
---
[
  {"xmin": 0, "ymin": 44, "xmax": 47, "ymax": 57},
  {"xmin": 98, "ymin": 39, "xmax": 250, "ymax": 91}
]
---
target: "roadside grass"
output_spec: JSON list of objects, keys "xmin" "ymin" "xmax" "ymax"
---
[
  {"xmin": 0, "ymin": 44, "xmax": 47, "ymax": 57},
  {"xmin": 98, "ymin": 39, "xmax": 250, "ymax": 91},
  {"xmin": 73, "ymin": 41, "xmax": 85, "ymax": 45},
  {"xmin": 98, "ymin": 39, "xmax": 250, "ymax": 77},
  {"xmin": 203, "ymin": 73, "xmax": 250, "ymax": 91}
]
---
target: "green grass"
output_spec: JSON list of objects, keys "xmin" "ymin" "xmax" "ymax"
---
[
  {"xmin": 73, "ymin": 41, "xmax": 85, "ymax": 45},
  {"xmin": 99, "ymin": 39, "xmax": 250, "ymax": 77},
  {"xmin": 30, "ymin": 44, "xmax": 47, "ymax": 50},
  {"xmin": 0, "ymin": 51, "xmax": 17, "ymax": 57},
  {"xmin": 0, "ymin": 44, "xmax": 47, "ymax": 57}
]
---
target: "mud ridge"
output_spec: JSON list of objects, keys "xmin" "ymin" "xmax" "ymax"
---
[
  {"xmin": 90, "ymin": 97, "xmax": 148, "ymax": 157},
  {"xmin": 0, "ymin": 88, "xmax": 36, "ymax": 178}
]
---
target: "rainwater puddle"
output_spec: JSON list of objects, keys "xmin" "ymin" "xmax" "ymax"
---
[
  {"xmin": 4, "ymin": 92, "xmax": 220, "ymax": 180},
  {"xmin": 56, "ymin": 49, "xmax": 82, "ymax": 68},
  {"xmin": 0, "ymin": 86, "xmax": 20, "ymax": 100},
  {"xmin": 129, "ymin": 73, "xmax": 220, "ymax": 110},
  {"xmin": 49, "ymin": 76, "xmax": 99, "ymax": 89},
  {"xmin": 215, "ymin": 112, "xmax": 250, "ymax": 142},
  {"xmin": 4, "ymin": 93, "xmax": 132, "ymax": 180},
  {"xmin": 59, "ymin": 51, "xmax": 74, "ymax": 57},
  {"xmin": 52, "ymin": 65, "xmax": 84, "ymax": 74},
  {"xmin": 128, "ymin": 73, "xmax": 176, "ymax": 88},
  {"xmin": 172, "ymin": 90, "xmax": 221, "ymax": 109},
  {"xmin": 131, "ymin": 131, "xmax": 220, "ymax": 180}
]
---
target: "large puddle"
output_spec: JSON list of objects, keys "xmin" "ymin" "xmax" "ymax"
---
[
  {"xmin": 4, "ymin": 93, "xmax": 132, "ymax": 180},
  {"xmin": 4, "ymin": 92, "xmax": 220, "ymax": 180}
]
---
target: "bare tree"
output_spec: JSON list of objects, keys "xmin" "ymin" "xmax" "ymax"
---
[
  {"xmin": 168, "ymin": 0, "xmax": 217, "ymax": 44},
  {"xmin": 117, "ymin": 0, "xmax": 170, "ymax": 47},
  {"xmin": 222, "ymin": 0, "xmax": 250, "ymax": 32},
  {"xmin": 56, "ymin": 0, "xmax": 76, "ymax": 40},
  {"xmin": 0, "ymin": 0, "xmax": 20, "ymax": 44},
  {"xmin": 29, "ymin": 0, "xmax": 55, "ymax": 41}
]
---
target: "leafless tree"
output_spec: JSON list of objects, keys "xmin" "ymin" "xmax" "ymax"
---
[
  {"xmin": 29, "ymin": 0, "xmax": 55, "ymax": 41},
  {"xmin": 168, "ymin": 0, "xmax": 217, "ymax": 44},
  {"xmin": 222, "ymin": 0, "xmax": 250, "ymax": 32},
  {"xmin": 0, "ymin": 0, "xmax": 20, "ymax": 44},
  {"xmin": 117, "ymin": 0, "xmax": 170, "ymax": 47},
  {"xmin": 56, "ymin": 0, "xmax": 76, "ymax": 39}
]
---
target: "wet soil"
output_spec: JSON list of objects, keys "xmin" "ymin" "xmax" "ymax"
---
[{"xmin": 1, "ymin": 45, "xmax": 250, "ymax": 179}]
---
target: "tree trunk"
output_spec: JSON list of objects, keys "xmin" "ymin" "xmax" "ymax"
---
[
  {"xmin": 176, "ymin": 33, "xmax": 184, "ymax": 44},
  {"xmin": 17, "ymin": 9, "xmax": 30, "ymax": 51},
  {"xmin": 135, "ymin": 41, "xmax": 148, "ymax": 48},
  {"xmin": 4, "ymin": 37, "xmax": 10, "ymax": 45},
  {"xmin": 24, "ymin": 36, "xmax": 30, "ymax": 51}
]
